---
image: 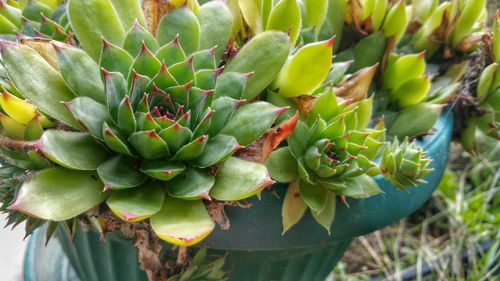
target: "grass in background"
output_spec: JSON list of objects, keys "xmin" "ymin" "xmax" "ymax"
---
[{"xmin": 333, "ymin": 135, "xmax": 500, "ymax": 281}]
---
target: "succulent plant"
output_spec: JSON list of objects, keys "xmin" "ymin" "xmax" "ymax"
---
[
  {"xmin": 380, "ymin": 137, "xmax": 432, "ymax": 190},
  {"xmin": 0, "ymin": 0, "xmax": 297, "ymax": 248},
  {"xmin": 0, "ymin": 0, "xmax": 73, "ymax": 41}
]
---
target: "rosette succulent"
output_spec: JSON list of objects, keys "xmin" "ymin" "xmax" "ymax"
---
[{"xmin": 0, "ymin": 0, "xmax": 295, "ymax": 248}]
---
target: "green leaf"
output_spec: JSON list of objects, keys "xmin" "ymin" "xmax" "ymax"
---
[
  {"xmin": 341, "ymin": 174, "xmax": 383, "ymax": 198},
  {"xmin": 309, "ymin": 88, "xmax": 339, "ymax": 123},
  {"xmin": 100, "ymin": 40, "xmax": 134, "ymax": 78},
  {"xmin": 123, "ymin": 21, "xmax": 159, "ymax": 57},
  {"xmin": 0, "ymin": 42, "xmax": 79, "ymax": 128},
  {"xmin": 196, "ymin": 1, "xmax": 232, "ymax": 61},
  {"xmin": 299, "ymin": 180, "xmax": 327, "ymax": 213},
  {"xmin": 140, "ymin": 160, "xmax": 185, "ymax": 181},
  {"xmin": 275, "ymin": 38, "xmax": 333, "ymax": 97},
  {"xmin": 128, "ymin": 130, "xmax": 170, "ymax": 160},
  {"xmin": 68, "ymin": 0, "xmax": 126, "ymax": 60},
  {"xmin": 282, "ymin": 180, "xmax": 307, "ymax": 234},
  {"xmin": 194, "ymin": 134, "xmax": 240, "ymax": 168},
  {"xmin": 302, "ymin": 0, "xmax": 328, "ymax": 34},
  {"xmin": 155, "ymin": 36, "xmax": 186, "ymax": 67},
  {"xmin": 172, "ymin": 135, "xmax": 208, "ymax": 161},
  {"xmin": 107, "ymin": 181, "xmax": 164, "ymax": 222},
  {"xmin": 53, "ymin": 42, "xmax": 106, "ymax": 104},
  {"xmin": 38, "ymin": 131, "xmax": 109, "ymax": 170},
  {"xmin": 311, "ymin": 191, "xmax": 336, "ymax": 234},
  {"xmin": 65, "ymin": 97, "xmax": 111, "ymax": 139},
  {"xmin": 266, "ymin": 0, "xmax": 301, "ymax": 45},
  {"xmin": 265, "ymin": 147, "xmax": 299, "ymax": 183},
  {"xmin": 102, "ymin": 122, "xmax": 135, "ymax": 156},
  {"xmin": 158, "ymin": 123, "xmax": 192, "ymax": 153},
  {"xmin": 97, "ymin": 155, "xmax": 148, "ymax": 190},
  {"xmin": 224, "ymin": 31, "xmax": 290, "ymax": 100},
  {"xmin": 150, "ymin": 197, "xmax": 215, "ymax": 246},
  {"xmin": 10, "ymin": 167, "xmax": 106, "ymax": 221},
  {"xmin": 221, "ymin": 102, "xmax": 284, "ymax": 146},
  {"xmin": 156, "ymin": 6, "xmax": 200, "ymax": 55},
  {"xmin": 167, "ymin": 167, "xmax": 215, "ymax": 200},
  {"xmin": 207, "ymin": 97, "xmax": 241, "ymax": 136},
  {"xmin": 210, "ymin": 157, "xmax": 274, "ymax": 200},
  {"xmin": 117, "ymin": 96, "xmax": 137, "ymax": 135},
  {"xmin": 108, "ymin": 0, "xmax": 146, "ymax": 31}
]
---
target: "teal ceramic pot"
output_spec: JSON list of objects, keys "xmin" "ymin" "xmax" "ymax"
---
[{"xmin": 25, "ymin": 112, "xmax": 454, "ymax": 281}]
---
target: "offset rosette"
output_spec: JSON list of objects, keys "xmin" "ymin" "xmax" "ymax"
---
[
  {"xmin": 0, "ymin": 2, "xmax": 292, "ymax": 246},
  {"xmin": 380, "ymin": 137, "xmax": 433, "ymax": 190}
]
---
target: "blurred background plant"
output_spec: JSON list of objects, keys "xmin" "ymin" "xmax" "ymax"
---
[{"xmin": 330, "ymin": 134, "xmax": 499, "ymax": 280}]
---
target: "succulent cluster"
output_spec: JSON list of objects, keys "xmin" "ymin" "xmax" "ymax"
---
[
  {"xmin": 0, "ymin": 0, "xmax": 73, "ymax": 41},
  {"xmin": 380, "ymin": 137, "xmax": 432, "ymax": 190},
  {"xmin": 0, "ymin": 0, "xmax": 298, "ymax": 247}
]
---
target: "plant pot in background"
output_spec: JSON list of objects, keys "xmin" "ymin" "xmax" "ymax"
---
[{"xmin": 24, "ymin": 112, "xmax": 454, "ymax": 281}]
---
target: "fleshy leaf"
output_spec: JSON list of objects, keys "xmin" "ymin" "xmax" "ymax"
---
[
  {"xmin": 0, "ymin": 42, "xmax": 79, "ymax": 128},
  {"xmin": 167, "ymin": 167, "xmax": 215, "ymax": 200},
  {"xmin": 37, "ymin": 131, "xmax": 108, "ymax": 170},
  {"xmin": 213, "ymin": 72, "xmax": 249, "ymax": 100},
  {"xmin": 140, "ymin": 160, "xmax": 185, "ymax": 181},
  {"xmin": 107, "ymin": 182, "xmax": 164, "ymax": 222},
  {"xmin": 265, "ymin": 146, "xmax": 298, "ymax": 183},
  {"xmin": 224, "ymin": 31, "xmax": 290, "ymax": 100},
  {"xmin": 97, "ymin": 155, "xmax": 148, "ymax": 190},
  {"xmin": 341, "ymin": 174, "xmax": 383, "ymax": 198},
  {"xmin": 221, "ymin": 102, "xmax": 285, "ymax": 146},
  {"xmin": 266, "ymin": 0, "xmax": 301, "ymax": 45},
  {"xmin": 156, "ymin": 5, "xmax": 200, "ymax": 55},
  {"xmin": 299, "ymin": 180, "xmax": 327, "ymax": 213},
  {"xmin": 64, "ymin": 97, "xmax": 111, "ymax": 139},
  {"xmin": 9, "ymin": 167, "xmax": 106, "ymax": 221},
  {"xmin": 53, "ymin": 42, "xmax": 106, "ymax": 104},
  {"xmin": 194, "ymin": 134, "xmax": 240, "ymax": 168},
  {"xmin": 172, "ymin": 135, "xmax": 208, "ymax": 161},
  {"xmin": 282, "ymin": 180, "xmax": 307, "ymax": 234},
  {"xmin": 123, "ymin": 21, "xmax": 159, "ymax": 57},
  {"xmin": 196, "ymin": 1, "xmax": 232, "ymax": 61},
  {"xmin": 311, "ymin": 191, "xmax": 336, "ymax": 235},
  {"xmin": 210, "ymin": 157, "xmax": 274, "ymax": 200},
  {"xmin": 150, "ymin": 197, "xmax": 215, "ymax": 246},
  {"xmin": 128, "ymin": 130, "xmax": 170, "ymax": 160},
  {"xmin": 102, "ymin": 122, "xmax": 135, "ymax": 156},
  {"xmin": 100, "ymin": 40, "xmax": 134, "ymax": 78}
]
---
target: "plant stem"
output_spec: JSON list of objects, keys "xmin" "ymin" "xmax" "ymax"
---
[{"xmin": 0, "ymin": 135, "xmax": 36, "ymax": 151}]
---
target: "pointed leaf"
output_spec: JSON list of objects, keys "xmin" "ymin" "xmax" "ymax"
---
[
  {"xmin": 123, "ymin": 21, "xmax": 159, "ymax": 57},
  {"xmin": 128, "ymin": 130, "xmax": 170, "ymax": 159},
  {"xmin": 172, "ymin": 135, "xmax": 208, "ymax": 161},
  {"xmin": 97, "ymin": 155, "xmax": 148, "ymax": 190},
  {"xmin": 282, "ymin": 180, "xmax": 307, "ymax": 234},
  {"xmin": 0, "ymin": 42, "xmax": 79, "ymax": 128},
  {"xmin": 167, "ymin": 167, "xmax": 215, "ymax": 200},
  {"xmin": 196, "ymin": 1, "xmax": 232, "ymax": 61},
  {"xmin": 299, "ymin": 180, "xmax": 327, "ymax": 213},
  {"xmin": 221, "ymin": 102, "xmax": 284, "ymax": 146},
  {"xmin": 194, "ymin": 134, "xmax": 240, "ymax": 168},
  {"xmin": 107, "ymin": 181, "xmax": 164, "ymax": 222},
  {"xmin": 156, "ymin": 6, "xmax": 200, "ymax": 55},
  {"xmin": 159, "ymin": 123, "xmax": 193, "ymax": 153},
  {"xmin": 141, "ymin": 160, "xmax": 185, "ymax": 181},
  {"xmin": 102, "ymin": 122, "xmax": 135, "ymax": 156},
  {"xmin": 210, "ymin": 157, "xmax": 274, "ymax": 200},
  {"xmin": 100, "ymin": 40, "xmax": 134, "ymax": 78},
  {"xmin": 155, "ymin": 36, "xmax": 186, "ymax": 66},
  {"xmin": 213, "ymin": 72, "xmax": 249, "ymax": 100},
  {"xmin": 108, "ymin": 0, "xmax": 146, "ymax": 31},
  {"xmin": 150, "ymin": 197, "xmax": 215, "ymax": 246},
  {"xmin": 265, "ymin": 146, "xmax": 299, "ymax": 183},
  {"xmin": 53, "ymin": 42, "xmax": 106, "ymax": 104},
  {"xmin": 65, "ymin": 97, "xmax": 111, "ymax": 139},
  {"xmin": 341, "ymin": 174, "xmax": 383, "ymax": 198},
  {"xmin": 9, "ymin": 167, "xmax": 106, "ymax": 221},
  {"xmin": 311, "ymin": 191, "xmax": 336, "ymax": 234},
  {"xmin": 38, "ymin": 131, "xmax": 108, "ymax": 170}
]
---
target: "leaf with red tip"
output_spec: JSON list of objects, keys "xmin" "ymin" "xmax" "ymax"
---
[
  {"xmin": 150, "ymin": 197, "xmax": 214, "ymax": 246},
  {"xmin": 213, "ymin": 72, "xmax": 249, "ymax": 100},
  {"xmin": 123, "ymin": 21, "xmax": 159, "ymax": 57},
  {"xmin": 210, "ymin": 157, "xmax": 274, "ymax": 200},
  {"xmin": 65, "ymin": 97, "xmax": 111, "ymax": 139},
  {"xmin": 38, "ymin": 131, "xmax": 109, "ymax": 170},
  {"xmin": 195, "ymin": 69, "xmax": 218, "ymax": 90},
  {"xmin": 311, "ymin": 191, "xmax": 336, "ymax": 235},
  {"xmin": 107, "ymin": 181, "xmax": 164, "ymax": 222},
  {"xmin": 102, "ymin": 122, "xmax": 135, "ymax": 156},
  {"xmin": 167, "ymin": 82, "xmax": 191, "ymax": 105},
  {"xmin": 341, "ymin": 174, "xmax": 382, "ymax": 198},
  {"xmin": 100, "ymin": 39, "xmax": 134, "ymax": 78},
  {"xmin": 128, "ymin": 130, "xmax": 170, "ymax": 159},
  {"xmin": 156, "ymin": 6, "xmax": 201, "ymax": 55},
  {"xmin": 97, "ymin": 155, "xmax": 148, "ymax": 190},
  {"xmin": 151, "ymin": 64, "xmax": 178, "ymax": 90},
  {"xmin": 158, "ymin": 123, "xmax": 193, "ymax": 153},
  {"xmin": 140, "ymin": 160, "xmax": 185, "ymax": 181},
  {"xmin": 128, "ymin": 71, "xmax": 151, "ymax": 108},
  {"xmin": 117, "ymin": 96, "xmax": 137, "ymax": 135},
  {"xmin": 189, "ymin": 88, "xmax": 213, "ymax": 121},
  {"xmin": 221, "ymin": 102, "xmax": 286, "ymax": 146},
  {"xmin": 194, "ymin": 134, "xmax": 240, "ymax": 168},
  {"xmin": 265, "ymin": 147, "xmax": 299, "ymax": 183},
  {"xmin": 131, "ymin": 43, "xmax": 162, "ymax": 78},
  {"xmin": 172, "ymin": 135, "xmax": 208, "ymax": 161},
  {"xmin": 135, "ymin": 112, "xmax": 161, "ymax": 131},
  {"xmin": 54, "ymin": 42, "xmax": 106, "ymax": 104},
  {"xmin": 207, "ymin": 97, "xmax": 240, "ymax": 136},
  {"xmin": 168, "ymin": 57, "xmax": 194, "ymax": 85},
  {"xmin": 103, "ymin": 70, "xmax": 127, "ymax": 120},
  {"xmin": 155, "ymin": 36, "xmax": 186, "ymax": 66},
  {"xmin": 166, "ymin": 167, "xmax": 215, "ymax": 200},
  {"xmin": 192, "ymin": 48, "xmax": 216, "ymax": 72},
  {"xmin": 9, "ymin": 167, "xmax": 106, "ymax": 221}
]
